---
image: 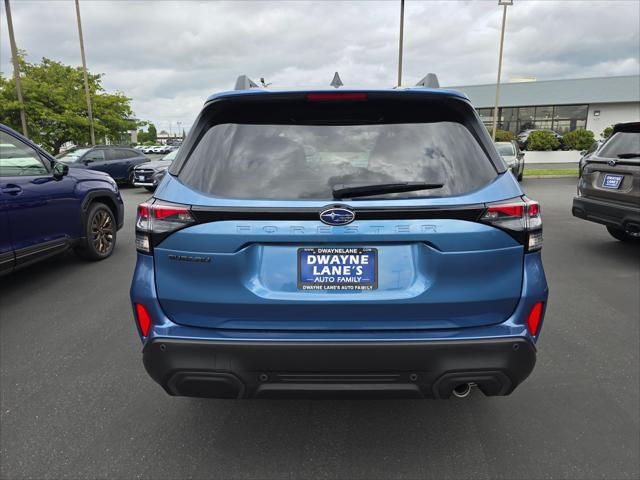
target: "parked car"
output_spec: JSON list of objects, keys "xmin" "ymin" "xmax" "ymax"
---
[
  {"xmin": 132, "ymin": 148, "xmax": 178, "ymax": 191},
  {"xmin": 495, "ymin": 140, "xmax": 525, "ymax": 181},
  {"xmin": 131, "ymin": 76, "xmax": 548, "ymax": 400},
  {"xmin": 0, "ymin": 124, "xmax": 124, "ymax": 275},
  {"xmin": 572, "ymin": 121, "xmax": 640, "ymax": 243},
  {"xmin": 517, "ymin": 129, "xmax": 565, "ymax": 150},
  {"xmin": 57, "ymin": 146, "xmax": 149, "ymax": 185},
  {"xmin": 148, "ymin": 146, "xmax": 165, "ymax": 154}
]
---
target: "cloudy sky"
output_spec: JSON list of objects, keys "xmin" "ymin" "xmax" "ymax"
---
[{"xmin": 1, "ymin": 0, "xmax": 638, "ymax": 133}]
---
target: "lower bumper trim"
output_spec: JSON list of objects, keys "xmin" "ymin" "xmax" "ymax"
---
[
  {"xmin": 142, "ymin": 337, "xmax": 536, "ymax": 399},
  {"xmin": 573, "ymin": 196, "xmax": 640, "ymax": 229}
]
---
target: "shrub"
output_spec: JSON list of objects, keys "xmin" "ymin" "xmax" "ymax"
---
[
  {"xmin": 484, "ymin": 125, "xmax": 515, "ymax": 142},
  {"xmin": 601, "ymin": 126, "xmax": 614, "ymax": 139},
  {"xmin": 494, "ymin": 129, "xmax": 515, "ymax": 142},
  {"xmin": 527, "ymin": 131, "xmax": 560, "ymax": 151},
  {"xmin": 562, "ymin": 129, "xmax": 595, "ymax": 151}
]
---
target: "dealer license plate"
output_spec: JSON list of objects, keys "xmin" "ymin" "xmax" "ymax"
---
[{"xmin": 298, "ymin": 247, "xmax": 377, "ymax": 291}]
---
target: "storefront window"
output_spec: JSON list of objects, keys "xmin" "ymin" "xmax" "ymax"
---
[
  {"xmin": 499, "ymin": 107, "xmax": 518, "ymax": 133},
  {"xmin": 518, "ymin": 107, "xmax": 536, "ymax": 131},
  {"xmin": 475, "ymin": 104, "xmax": 588, "ymax": 135}
]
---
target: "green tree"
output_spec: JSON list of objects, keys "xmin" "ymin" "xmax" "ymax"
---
[
  {"xmin": 527, "ymin": 130, "xmax": 560, "ymax": 151},
  {"xmin": 137, "ymin": 123, "xmax": 157, "ymax": 143},
  {"xmin": 147, "ymin": 124, "xmax": 157, "ymax": 142},
  {"xmin": 562, "ymin": 129, "xmax": 595, "ymax": 150},
  {"xmin": 0, "ymin": 53, "xmax": 138, "ymax": 153}
]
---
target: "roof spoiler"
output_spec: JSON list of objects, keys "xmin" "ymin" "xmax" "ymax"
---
[
  {"xmin": 234, "ymin": 75, "xmax": 259, "ymax": 90},
  {"xmin": 415, "ymin": 73, "xmax": 440, "ymax": 88}
]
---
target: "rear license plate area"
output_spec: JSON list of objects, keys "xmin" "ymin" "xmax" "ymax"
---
[
  {"xmin": 298, "ymin": 247, "xmax": 377, "ymax": 291},
  {"xmin": 602, "ymin": 174, "xmax": 623, "ymax": 189}
]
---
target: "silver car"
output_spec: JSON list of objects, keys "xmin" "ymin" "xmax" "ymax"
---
[
  {"xmin": 132, "ymin": 149, "xmax": 178, "ymax": 191},
  {"xmin": 495, "ymin": 141, "xmax": 525, "ymax": 182}
]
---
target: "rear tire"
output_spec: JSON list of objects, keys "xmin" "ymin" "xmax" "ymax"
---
[
  {"xmin": 128, "ymin": 170, "xmax": 136, "ymax": 187},
  {"xmin": 517, "ymin": 172, "xmax": 523, "ymax": 182},
  {"xmin": 74, "ymin": 202, "xmax": 117, "ymax": 260},
  {"xmin": 606, "ymin": 226, "xmax": 640, "ymax": 244}
]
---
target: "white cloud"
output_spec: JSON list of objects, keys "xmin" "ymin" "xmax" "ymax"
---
[{"xmin": 1, "ymin": 0, "xmax": 638, "ymax": 133}]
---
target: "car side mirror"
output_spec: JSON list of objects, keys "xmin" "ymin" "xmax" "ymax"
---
[
  {"xmin": 52, "ymin": 162, "xmax": 69, "ymax": 180},
  {"xmin": 83, "ymin": 159, "xmax": 94, "ymax": 165},
  {"xmin": 580, "ymin": 150, "xmax": 587, "ymax": 156}
]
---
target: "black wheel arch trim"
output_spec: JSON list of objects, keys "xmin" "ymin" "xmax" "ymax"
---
[{"xmin": 81, "ymin": 189, "xmax": 124, "ymax": 230}]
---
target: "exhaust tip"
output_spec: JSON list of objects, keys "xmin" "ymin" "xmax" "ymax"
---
[{"xmin": 452, "ymin": 383, "xmax": 473, "ymax": 398}]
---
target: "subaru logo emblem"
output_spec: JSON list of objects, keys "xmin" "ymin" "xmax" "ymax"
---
[{"xmin": 319, "ymin": 206, "xmax": 356, "ymax": 226}]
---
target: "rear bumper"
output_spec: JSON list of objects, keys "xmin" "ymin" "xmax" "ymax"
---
[
  {"xmin": 572, "ymin": 195, "xmax": 640, "ymax": 230},
  {"xmin": 143, "ymin": 337, "xmax": 536, "ymax": 399}
]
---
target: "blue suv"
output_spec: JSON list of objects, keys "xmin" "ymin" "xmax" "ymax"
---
[
  {"xmin": 57, "ymin": 145, "xmax": 149, "ymax": 185},
  {"xmin": 131, "ymin": 77, "xmax": 549, "ymax": 399},
  {"xmin": 0, "ymin": 124, "xmax": 124, "ymax": 274}
]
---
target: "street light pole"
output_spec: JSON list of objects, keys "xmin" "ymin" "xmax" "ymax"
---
[
  {"xmin": 4, "ymin": 0, "xmax": 28, "ymax": 137},
  {"xmin": 75, "ymin": 0, "xmax": 96, "ymax": 145},
  {"xmin": 397, "ymin": 0, "xmax": 405, "ymax": 87},
  {"xmin": 491, "ymin": 0, "xmax": 512, "ymax": 141}
]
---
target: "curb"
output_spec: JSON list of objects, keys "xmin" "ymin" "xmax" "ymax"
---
[{"xmin": 523, "ymin": 175, "xmax": 577, "ymax": 179}]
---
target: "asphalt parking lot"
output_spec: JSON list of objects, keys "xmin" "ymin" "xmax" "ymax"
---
[{"xmin": 1, "ymin": 178, "xmax": 638, "ymax": 479}]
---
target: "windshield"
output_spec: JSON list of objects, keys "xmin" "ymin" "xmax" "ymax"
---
[
  {"xmin": 179, "ymin": 122, "xmax": 496, "ymax": 200},
  {"xmin": 162, "ymin": 149, "xmax": 179, "ymax": 161},
  {"xmin": 598, "ymin": 132, "xmax": 640, "ymax": 159},
  {"xmin": 57, "ymin": 148, "xmax": 91, "ymax": 162},
  {"xmin": 496, "ymin": 143, "xmax": 515, "ymax": 156}
]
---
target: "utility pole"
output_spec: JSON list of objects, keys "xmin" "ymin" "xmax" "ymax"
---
[
  {"xmin": 491, "ymin": 0, "xmax": 512, "ymax": 140},
  {"xmin": 4, "ymin": 0, "xmax": 28, "ymax": 137},
  {"xmin": 75, "ymin": 0, "xmax": 96, "ymax": 145},
  {"xmin": 397, "ymin": 0, "xmax": 405, "ymax": 87}
]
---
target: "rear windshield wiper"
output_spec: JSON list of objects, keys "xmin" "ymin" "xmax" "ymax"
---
[
  {"xmin": 617, "ymin": 153, "xmax": 640, "ymax": 159},
  {"xmin": 332, "ymin": 181, "xmax": 444, "ymax": 199}
]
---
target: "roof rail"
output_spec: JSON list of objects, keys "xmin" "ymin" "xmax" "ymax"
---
[
  {"xmin": 234, "ymin": 75, "xmax": 259, "ymax": 90},
  {"xmin": 330, "ymin": 72, "xmax": 344, "ymax": 88},
  {"xmin": 416, "ymin": 73, "xmax": 440, "ymax": 88}
]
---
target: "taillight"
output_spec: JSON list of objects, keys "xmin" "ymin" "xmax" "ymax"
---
[
  {"xmin": 481, "ymin": 198, "xmax": 542, "ymax": 252},
  {"xmin": 135, "ymin": 201, "xmax": 195, "ymax": 254},
  {"xmin": 527, "ymin": 302, "xmax": 544, "ymax": 336},
  {"xmin": 135, "ymin": 303, "xmax": 152, "ymax": 337}
]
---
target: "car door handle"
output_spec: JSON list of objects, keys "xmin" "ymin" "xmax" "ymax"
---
[{"xmin": 1, "ymin": 185, "xmax": 23, "ymax": 195}]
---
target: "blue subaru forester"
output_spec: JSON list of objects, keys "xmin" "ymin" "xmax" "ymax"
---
[{"xmin": 131, "ymin": 75, "xmax": 548, "ymax": 399}]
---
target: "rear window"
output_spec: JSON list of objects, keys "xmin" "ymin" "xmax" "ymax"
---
[
  {"xmin": 496, "ymin": 143, "xmax": 515, "ymax": 156},
  {"xmin": 598, "ymin": 132, "xmax": 640, "ymax": 160},
  {"xmin": 179, "ymin": 122, "xmax": 496, "ymax": 200}
]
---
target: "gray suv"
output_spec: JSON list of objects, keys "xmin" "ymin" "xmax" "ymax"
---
[{"xmin": 572, "ymin": 121, "xmax": 640, "ymax": 243}]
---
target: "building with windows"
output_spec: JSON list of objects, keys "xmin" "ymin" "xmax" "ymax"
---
[{"xmin": 447, "ymin": 75, "xmax": 639, "ymax": 137}]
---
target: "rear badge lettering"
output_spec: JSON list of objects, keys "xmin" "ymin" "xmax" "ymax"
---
[{"xmin": 168, "ymin": 254, "xmax": 211, "ymax": 263}]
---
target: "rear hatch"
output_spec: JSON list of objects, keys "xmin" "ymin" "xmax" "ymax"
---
[
  {"xmin": 579, "ymin": 128, "xmax": 640, "ymax": 206},
  {"xmin": 145, "ymin": 91, "xmax": 537, "ymax": 332}
]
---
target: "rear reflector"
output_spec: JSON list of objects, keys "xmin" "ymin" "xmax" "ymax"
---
[
  {"xmin": 527, "ymin": 302, "xmax": 544, "ymax": 336},
  {"xmin": 135, "ymin": 303, "xmax": 152, "ymax": 337},
  {"xmin": 306, "ymin": 93, "xmax": 368, "ymax": 102}
]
